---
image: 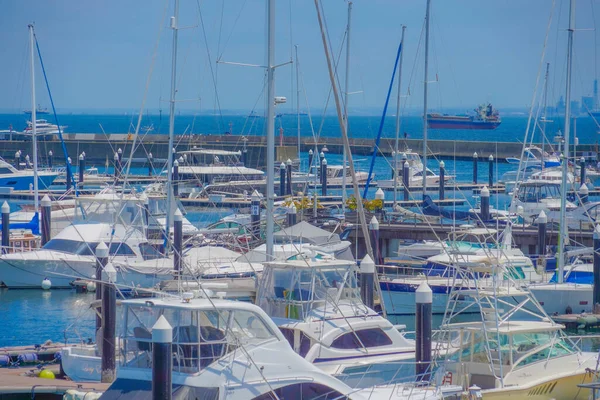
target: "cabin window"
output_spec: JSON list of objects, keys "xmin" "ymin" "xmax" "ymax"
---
[
  {"xmin": 513, "ymin": 340, "xmax": 573, "ymax": 369},
  {"xmin": 278, "ymin": 328, "xmax": 312, "ymax": 358},
  {"xmin": 43, "ymin": 239, "xmax": 96, "ymax": 255},
  {"xmin": 109, "ymin": 243, "xmax": 136, "ymax": 256},
  {"xmin": 330, "ymin": 328, "xmax": 392, "ymax": 349},
  {"xmin": 251, "ymin": 383, "xmax": 348, "ymax": 400},
  {"xmin": 0, "ymin": 168, "xmax": 14, "ymax": 174},
  {"xmin": 138, "ymin": 243, "xmax": 164, "ymax": 261}
]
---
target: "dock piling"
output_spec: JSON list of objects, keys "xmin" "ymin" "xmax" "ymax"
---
[
  {"xmin": 580, "ymin": 184, "xmax": 589, "ymax": 204},
  {"xmin": 14, "ymin": 151, "xmax": 20, "ymax": 170},
  {"xmin": 319, "ymin": 151, "xmax": 325, "ymax": 185},
  {"xmin": 148, "ymin": 152, "xmax": 153, "ymax": 176},
  {"xmin": 95, "ymin": 242, "xmax": 108, "ymax": 334},
  {"xmin": 113, "ymin": 152, "xmax": 119, "ymax": 179},
  {"xmin": 66, "ymin": 157, "xmax": 72, "ymax": 192},
  {"xmin": 473, "ymin": 152, "xmax": 478, "ymax": 184},
  {"xmin": 174, "ymin": 209, "xmax": 183, "ymax": 279},
  {"xmin": 308, "ymin": 149, "xmax": 314, "ymax": 173},
  {"xmin": 488, "ymin": 154, "xmax": 494, "ymax": 188},
  {"xmin": 287, "ymin": 203, "xmax": 297, "ymax": 227},
  {"xmin": 581, "ymin": 156, "xmax": 586, "ymax": 185},
  {"xmin": 143, "ymin": 197, "xmax": 151, "ymax": 240},
  {"xmin": 173, "ymin": 160, "xmax": 179, "ymax": 197},
  {"xmin": 360, "ymin": 254, "xmax": 375, "ymax": 309},
  {"xmin": 152, "ymin": 315, "xmax": 173, "ymax": 400},
  {"xmin": 279, "ymin": 162, "xmax": 286, "ymax": 197},
  {"xmin": 251, "ymin": 190, "xmax": 261, "ymax": 240},
  {"xmin": 41, "ymin": 195, "xmax": 51, "ymax": 246},
  {"xmin": 1, "ymin": 202, "xmax": 9, "ymax": 254},
  {"xmin": 403, "ymin": 160, "xmax": 410, "ymax": 201},
  {"xmin": 480, "ymin": 186, "xmax": 490, "ymax": 222},
  {"xmin": 48, "ymin": 150, "xmax": 53, "ymax": 169},
  {"xmin": 286, "ymin": 159, "xmax": 292, "ymax": 196},
  {"xmin": 370, "ymin": 216, "xmax": 381, "ymax": 265},
  {"xmin": 416, "ymin": 281, "xmax": 432, "ymax": 381},
  {"xmin": 101, "ymin": 263, "xmax": 117, "ymax": 383},
  {"xmin": 322, "ymin": 158, "xmax": 328, "ymax": 196},
  {"xmin": 78, "ymin": 153, "xmax": 85, "ymax": 185}
]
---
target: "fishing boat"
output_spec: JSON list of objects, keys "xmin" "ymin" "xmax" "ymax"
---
[
  {"xmin": 378, "ymin": 150, "xmax": 453, "ymax": 189},
  {"xmin": 505, "ymin": 145, "xmax": 560, "ymax": 168},
  {"xmin": 427, "ymin": 103, "xmax": 501, "ymax": 130},
  {"xmin": 0, "ymin": 157, "xmax": 58, "ymax": 190}
]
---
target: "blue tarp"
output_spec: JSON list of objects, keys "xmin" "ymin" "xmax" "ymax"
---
[{"xmin": 0, "ymin": 212, "xmax": 40, "ymax": 235}]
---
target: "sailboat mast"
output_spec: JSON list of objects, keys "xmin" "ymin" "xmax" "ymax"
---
[
  {"xmin": 393, "ymin": 26, "xmax": 406, "ymax": 207},
  {"xmin": 165, "ymin": 0, "xmax": 179, "ymax": 247},
  {"xmin": 29, "ymin": 24, "xmax": 39, "ymax": 213},
  {"xmin": 541, "ymin": 63, "xmax": 549, "ymax": 171},
  {"xmin": 342, "ymin": 1, "xmax": 352, "ymax": 214},
  {"xmin": 422, "ymin": 0, "xmax": 431, "ymax": 194},
  {"xmin": 266, "ymin": 0, "xmax": 276, "ymax": 260},
  {"xmin": 558, "ymin": 0, "xmax": 576, "ymax": 284},
  {"xmin": 295, "ymin": 45, "xmax": 301, "ymax": 163}
]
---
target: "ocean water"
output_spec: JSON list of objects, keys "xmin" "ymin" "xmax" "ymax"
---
[{"xmin": 0, "ymin": 113, "xmax": 598, "ymax": 144}]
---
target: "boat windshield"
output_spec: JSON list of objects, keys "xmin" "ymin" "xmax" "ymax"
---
[
  {"xmin": 43, "ymin": 239, "xmax": 136, "ymax": 256},
  {"xmin": 121, "ymin": 304, "xmax": 276, "ymax": 374},
  {"xmin": 517, "ymin": 183, "xmax": 560, "ymax": 202}
]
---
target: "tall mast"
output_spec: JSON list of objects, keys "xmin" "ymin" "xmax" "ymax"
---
[
  {"xmin": 29, "ymin": 24, "xmax": 39, "ymax": 214},
  {"xmin": 165, "ymin": 0, "xmax": 179, "ymax": 247},
  {"xmin": 393, "ymin": 26, "xmax": 406, "ymax": 207},
  {"xmin": 295, "ymin": 45, "xmax": 301, "ymax": 163},
  {"xmin": 342, "ymin": 1, "xmax": 352, "ymax": 214},
  {"xmin": 541, "ymin": 63, "xmax": 549, "ymax": 171},
  {"xmin": 266, "ymin": 0, "xmax": 276, "ymax": 260},
  {"xmin": 558, "ymin": 0, "xmax": 575, "ymax": 284},
  {"xmin": 422, "ymin": 0, "xmax": 431, "ymax": 194}
]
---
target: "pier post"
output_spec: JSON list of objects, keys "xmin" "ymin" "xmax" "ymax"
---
[
  {"xmin": 360, "ymin": 254, "xmax": 375, "ymax": 309},
  {"xmin": 173, "ymin": 160, "xmax": 179, "ymax": 198},
  {"xmin": 251, "ymin": 190, "xmax": 261, "ymax": 240},
  {"xmin": 581, "ymin": 156, "xmax": 586, "ymax": 185},
  {"xmin": 391, "ymin": 151, "xmax": 396, "ymax": 179},
  {"xmin": 66, "ymin": 157, "xmax": 72, "ymax": 192},
  {"xmin": 439, "ymin": 161, "xmax": 445, "ymax": 201},
  {"xmin": 480, "ymin": 186, "xmax": 490, "ymax": 222},
  {"xmin": 148, "ymin": 152, "xmax": 153, "ymax": 177},
  {"xmin": 537, "ymin": 210, "xmax": 547, "ymax": 256},
  {"xmin": 403, "ymin": 160, "xmax": 410, "ymax": 201},
  {"xmin": 117, "ymin": 148, "xmax": 122, "ymax": 172},
  {"xmin": 308, "ymin": 149, "xmax": 314, "ymax": 173},
  {"xmin": 370, "ymin": 216, "xmax": 382, "ymax": 265},
  {"xmin": 279, "ymin": 162, "xmax": 286, "ymax": 197},
  {"xmin": 113, "ymin": 152, "xmax": 119, "ymax": 179},
  {"xmin": 14, "ymin": 151, "xmax": 20, "ymax": 170},
  {"xmin": 415, "ymin": 281, "xmax": 432, "ymax": 381},
  {"xmin": 173, "ymin": 209, "xmax": 183, "ymax": 280},
  {"xmin": 101, "ymin": 263, "xmax": 117, "ymax": 384},
  {"xmin": 25, "ymin": 155, "xmax": 31, "ymax": 169},
  {"xmin": 286, "ymin": 159, "xmax": 292, "ymax": 196},
  {"xmin": 593, "ymin": 225, "xmax": 600, "ymax": 308},
  {"xmin": 41, "ymin": 195, "xmax": 51, "ymax": 246},
  {"xmin": 580, "ymin": 183, "xmax": 589, "ymax": 204},
  {"xmin": 472, "ymin": 152, "xmax": 478, "ymax": 185},
  {"xmin": 488, "ymin": 154, "xmax": 494, "ymax": 188},
  {"xmin": 1, "ymin": 202, "xmax": 9, "ymax": 254},
  {"xmin": 152, "ymin": 316, "xmax": 173, "ymax": 400},
  {"xmin": 48, "ymin": 150, "xmax": 53, "ymax": 169},
  {"xmin": 78, "ymin": 153, "xmax": 85, "ymax": 185},
  {"xmin": 319, "ymin": 151, "xmax": 325, "ymax": 185},
  {"xmin": 375, "ymin": 188, "xmax": 385, "ymax": 219},
  {"xmin": 322, "ymin": 158, "xmax": 328, "ymax": 196},
  {"xmin": 95, "ymin": 242, "xmax": 108, "ymax": 334},
  {"xmin": 287, "ymin": 203, "xmax": 297, "ymax": 227}
]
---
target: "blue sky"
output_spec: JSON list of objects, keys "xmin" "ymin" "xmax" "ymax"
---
[{"xmin": 0, "ymin": 0, "xmax": 598, "ymax": 114}]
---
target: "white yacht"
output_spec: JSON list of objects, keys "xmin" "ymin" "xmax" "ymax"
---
[
  {"xmin": 256, "ymin": 258, "xmax": 423, "ymax": 388},
  {"xmin": 23, "ymin": 119, "xmax": 66, "ymax": 140},
  {"xmin": 0, "ymin": 158, "xmax": 58, "ymax": 190},
  {"xmin": 92, "ymin": 295, "xmax": 456, "ymax": 399},
  {"xmin": 0, "ymin": 223, "xmax": 171, "ymax": 289},
  {"xmin": 511, "ymin": 174, "xmax": 576, "ymax": 222}
]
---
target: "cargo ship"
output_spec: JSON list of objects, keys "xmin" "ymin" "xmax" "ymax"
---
[{"xmin": 427, "ymin": 103, "xmax": 501, "ymax": 130}]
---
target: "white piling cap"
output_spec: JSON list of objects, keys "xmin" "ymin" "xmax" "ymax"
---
[
  {"xmin": 360, "ymin": 254, "xmax": 375, "ymax": 273},
  {"xmin": 375, "ymin": 188, "xmax": 385, "ymax": 200},
  {"xmin": 67, "ymin": 157, "xmax": 72, "ymax": 164},
  {"xmin": 280, "ymin": 162, "xmax": 286, "ymax": 169},
  {"xmin": 25, "ymin": 155, "xmax": 30, "ymax": 160},
  {"xmin": 152, "ymin": 315, "xmax": 173, "ymax": 343},
  {"xmin": 517, "ymin": 205, "xmax": 524, "ymax": 215},
  {"xmin": 79, "ymin": 154, "xmax": 84, "ymax": 160},
  {"xmin": 148, "ymin": 152, "xmax": 153, "ymax": 158},
  {"xmin": 322, "ymin": 158, "xmax": 327, "ymax": 165},
  {"xmin": 404, "ymin": 161, "xmax": 410, "ymax": 168},
  {"xmin": 489, "ymin": 154, "xmax": 494, "ymax": 161},
  {"xmin": 173, "ymin": 160, "xmax": 179, "ymax": 167},
  {"xmin": 536, "ymin": 210, "xmax": 547, "ymax": 224},
  {"xmin": 48, "ymin": 150, "xmax": 53, "ymax": 156},
  {"xmin": 1, "ymin": 201, "xmax": 9, "ymax": 213},
  {"xmin": 480, "ymin": 186, "xmax": 490, "ymax": 197},
  {"xmin": 174, "ymin": 208, "xmax": 183, "ymax": 221},
  {"xmin": 103, "ymin": 262, "xmax": 117, "ymax": 283},
  {"xmin": 41, "ymin": 195, "xmax": 51, "ymax": 207},
  {"xmin": 369, "ymin": 216, "xmax": 379, "ymax": 230},
  {"xmin": 286, "ymin": 158, "xmax": 292, "ymax": 165},
  {"xmin": 594, "ymin": 224, "xmax": 600, "ymax": 240},
  {"xmin": 309, "ymin": 149, "xmax": 313, "ymax": 154},
  {"xmin": 401, "ymin": 152, "xmax": 407, "ymax": 160},
  {"xmin": 580, "ymin": 183, "xmax": 589, "ymax": 195},
  {"xmin": 581, "ymin": 156, "xmax": 586, "ymax": 163},
  {"xmin": 320, "ymin": 151, "xmax": 325, "ymax": 158},
  {"xmin": 114, "ymin": 152, "xmax": 119, "ymax": 160},
  {"xmin": 391, "ymin": 151, "xmax": 396, "ymax": 156},
  {"xmin": 439, "ymin": 160, "xmax": 445, "ymax": 168},
  {"xmin": 178, "ymin": 156, "xmax": 184, "ymax": 163},
  {"xmin": 14, "ymin": 151, "xmax": 19, "ymax": 157},
  {"xmin": 473, "ymin": 152, "xmax": 478, "ymax": 158},
  {"xmin": 251, "ymin": 190, "xmax": 261, "ymax": 201},
  {"xmin": 416, "ymin": 281, "xmax": 433, "ymax": 304},
  {"xmin": 289, "ymin": 204, "xmax": 297, "ymax": 213}
]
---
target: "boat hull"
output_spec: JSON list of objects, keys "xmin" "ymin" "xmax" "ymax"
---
[
  {"xmin": 427, "ymin": 118, "xmax": 500, "ymax": 130},
  {"xmin": 528, "ymin": 283, "xmax": 592, "ymax": 315},
  {"xmin": 379, "ymin": 280, "xmax": 470, "ymax": 314},
  {"xmin": 0, "ymin": 172, "xmax": 58, "ymax": 191}
]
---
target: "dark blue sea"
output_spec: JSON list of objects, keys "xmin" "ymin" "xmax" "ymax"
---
[{"xmin": 0, "ymin": 113, "xmax": 598, "ymax": 145}]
